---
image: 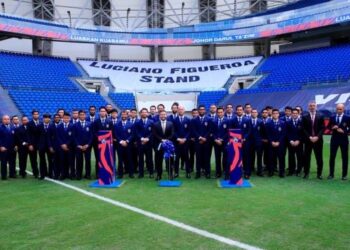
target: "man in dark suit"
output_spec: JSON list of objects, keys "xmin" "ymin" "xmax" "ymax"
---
[
  {"xmin": 74, "ymin": 110, "xmax": 93, "ymax": 180},
  {"xmin": 38, "ymin": 114, "xmax": 54, "ymax": 179},
  {"xmin": 328, "ymin": 103, "xmax": 350, "ymax": 180},
  {"xmin": 250, "ymin": 109, "xmax": 264, "ymax": 176},
  {"xmin": 148, "ymin": 105, "xmax": 157, "ymax": 122},
  {"xmin": 188, "ymin": 108, "xmax": 199, "ymax": 173},
  {"xmin": 286, "ymin": 109, "xmax": 304, "ymax": 176},
  {"xmin": 56, "ymin": 112, "xmax": 75, "ymax": 180},
  {"xmin": 173, "ymin": 105, "xmax": 191, "ymax": 178},
  {"xmin": 191, "ymin": 105, "xmax": 211, "ymax": 179},
  {"xmin": 128, "ymin": 108, "xmax": 139, "ymax": 175},
  {"xmin": 114, "ymin": 110, "xmax": 134, "ymax": 179},
  {"xmin": 49, "ymin": 114, "xmax": 61, "ymax": 179},
  {"xmin": 230, "ymin": 105, "xmax": 252, "ymax": 179},
  {"xmin": 16, "ymin": 116, "xmax": 31, "ymax": 178},
  {"xmin": 86, "ymin": 105, "xmax": 98, "ymax": 177},
  {"xmin": 11, "ymin": 115, "xmax": 20, "ymax": 174},
  {"xmin": 266, "ymin": 109, "xmax": 287, "ymax": 178},
  {"xmin": 28, "ymin": 110, "xmax": 41, "ymax": 178},
  {"xmin": 212, "ymin": 107, "xmax": 229, "ymax": 179},
  {"xmin": 0, "ymin": 115, "xmax": 16, "ymax": 180},
  {"xmin": 261, "ymin": 108, "xmax": 271, "ymax": 170},
  {"xmin": 152, "ymin": 110, "xmax": 174, "ymax": 180},
  {"xmin": 135, "ymin": 108, "xmax": 154, "ymax": 178},
  {"xmin": 93, "ymin": 106, "xmax": 113, "ymax": 178},
  {"xmin": 302, "ymin": 101, "xmax": 325, "ymax": 179}
]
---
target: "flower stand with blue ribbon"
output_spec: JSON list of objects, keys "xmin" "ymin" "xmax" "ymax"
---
[{"xmin": 158, "ymin": 140, "xmax": 182, "ymax": 187}]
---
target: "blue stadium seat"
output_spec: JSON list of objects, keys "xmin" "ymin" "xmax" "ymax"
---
[
  {"xmin": 197, "ymin": 90, "xmax": 228, "ymax": 110},
  {"xmin": 0, "ymin": 52, "xmax": 81, "ymax": 91},
  {"xmin": 108, "ymin": 93, "xmax": 136, "ymax": 110},
  {"xmin": 8, "ymin": 90, "xmax": 107, "ymax": 116}
]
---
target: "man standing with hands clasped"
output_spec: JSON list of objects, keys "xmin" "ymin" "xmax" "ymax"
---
[{"xmin": 327, "ymin": 103, "xmax": 350, "ymax": 180}]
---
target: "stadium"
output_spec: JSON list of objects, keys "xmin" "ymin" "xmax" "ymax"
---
[{"xmin": 0, "ymin": 0, "xmax": 350, "ymax": 249}]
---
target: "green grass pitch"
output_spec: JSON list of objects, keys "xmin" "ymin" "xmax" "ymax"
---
[{"xmin": 0, "ymin": 136, "xmax": 349, "ymax": 249}]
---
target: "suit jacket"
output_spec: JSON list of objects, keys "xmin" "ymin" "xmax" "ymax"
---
[
  {"xmin": 16, "ymin": 125, "xmax": 31, "ymax": 148},
  {"xmin": 152, "ymin": 120, "xmax": 174, "ymax": 149},
  {"xmin": 266, "ymin": 119, "xmax": 287, "ymax": 144},
  {"xmin": 28, "ymin": 120, "xmax": 42, "ymax": 147},
  {"xmin": 0, "ymin": 124, "xmax": 15, "ymax": 149},
  {"xmin": 230, "ymin": 116, "xmax": 251, "ymax": 141},
  {"xmin": 191, "ymin": 116, "xmax": 211, "ymax": 142},
  {"xmin": 93, "ymin": 118, "xmax": 113, "ymax": 137},
  {"xmin": 328, "ymin": 114, "xmax": 350, "ymax": 142},
  {"xmin": 56, "ymin": 123, "xmax": 74, "ymax": 148},
  {"xmin": 38, "ymin": 123, "xmax": 52, "ymax": 150},
  {"xmin": 302, "ymin": 112, "xmax": 325, "ymax": 142},
  {"xmin": 73, "ymin": 121, "xmax": 93, "ymax": 146},
  {"xmin": 212, "ymin": 117, "xmax": 230, "ymax": 144},
  {"xmin": 167, "ymin": 113, "xmax": 178, "ymax": 123},
  {"xmin": 286, "ymin": 119, "xmax": 304, "ymax": 142},
  {"xmin": 114, "ymin": 120, "xmax": 134, "ymax": 144},
  {"xmin": 134, "ymin": 118, "xmax": 154, "ymax": 145},
  {"xmin": 173, "ymin": 116, "xmax": 191, "ymax": 141},
  {"xmin": 250, "ymin": 118, "xmax": 264, "ymax": 145}
]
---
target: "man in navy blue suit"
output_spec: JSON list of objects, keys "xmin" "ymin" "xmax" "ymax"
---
[
  {"xmin": 49, "ymin": 114, "xmax": 62, "ymax": 179},
  {"xmin": 129, "ymin": 108, "xmax": 139, "ymax": 174},
  {"xmin": 148, "ymin": 105, "xmax": 157, "ymax": 121},
  {"xmin": 114, "ymin": 110, "xmax": 134, "ymax": 179},
  {"xmin": 250, "ymin": 109, "xmax": 264, "ymax": 177},
  {"xmin": 230, "ymin": 105, "xmax": 252, "ymax": 179},
  {"xmin": 92, "ymin": 106, "xmax": 113, "ymax": 178},
  {"xmin": 286, "ymin": 109, "xmax": 304, "ymax": 176},
  {"xmin": 173, "ymin": 105, "xmax": 191, "ymax": 178},
  {"xmin": 56, "ymin": 112, "xmax": 75, "ymax": 180},
  {"xmin": 188, "ymin": 108, "xmax": 198, "ymax": 173},
  {"xmin": 261, "ymin": 108, "xmax": 271, "ymax": 170},
  {"xmin": 152, "ymin": 110, "xmax": 174, "ymax": 180},
  {"xmin": 328, "ymin": 103, "xmax": 350, "ymax": 180},
  {"xmin": 28, "ymin": 109, "xmax": 41, "ymax": 178},
  {"xmin": 38, "ymin": 114, "xmax": 54, "ymax": 179},
  {"xmin": 212, "ymin": 107, "xmax": 229, "ymax": 179},
  {"xmin": 266, "ymin": 109, "xmax": 287, "ymax": 178},
  {"xmin": 73, "ymin": 110, "xmax": 93, "ymax": 180},
  {"xmin": 225, "ymin": 104, "xmax": 234, "ymax": 120},
  {"xmin": 192, "ymin": 105, "xmax": 211, "ymax": 179},
  {"xmin": 16, "ymin": 116, "xmax": 31, "ymax": 178},
  {"xmin": 135, "ymin": 108, "xmax": 154, "ymax": 178},
  {"xmin": 87, "ymin": 105, "xmax": 98, "ymax": 177},
  {"xmin": 0, "ymin": 115, "xmax": 16, "ymax": 180}
]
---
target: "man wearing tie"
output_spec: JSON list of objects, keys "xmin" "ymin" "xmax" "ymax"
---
[
  {"xmin": 0, "ymin": 115, "xmax": 17, "ymax": 180},
  {"xmin": 250, "ymin": 109, "xmax": 264, "ymax": 176},
  {"xmin": 261, "ymin": 108, "xmax": 271, "ymax": 172},
  {"xmin": 38, "ymin": 114, "xmax": 54, "ymax": 179},
  {"xmin": 225, "ymin": 104, "xmax": 234, "ymax": 121},
  {"xmin": 230, "ymin": 105, "xmax": 252, "ymax": 179},
  {"xmin": 49, "ymin": 114, "xmax": 62, "ymax": 179},
  {"xmin": 286, "ymin": 109, "xmax": 304, "ymax": 176},
  {"xmin": 16, "ymin": 116, "xmax": 31, "ymax": 178},
  {"xmin": 135, "ymin": 108, "xmax": 154, "ymax": 178},
  {"xmin": 148, "ymin": 105, "xmax": 157, "ymax": 121},
  {"xmin": 327, "ymin": 103, "xmax": 350, "ymax": 180},
  {"xmin": 302, "ymin": 101, "xmax": 325, "ymax": 179},
  {"xmin": 188, "ymin": 108, "xmax": 199, "ymax": 173},
  {"xmin": 152, "ymin": 110, "xmax": 174, "ymax": 181},
  {"xmin": 173, "ymin": 105, "xmax": 191, "ymax": 178},
  {"xmin": 167, "ymin": 102, "xmax": 179, "ymax": 123},
  {"xmin": 114, "ymin": 111, "xmax": 134, "ymax": 179},
  {"xmin": 73, "ymin": 110, "xmax": 93, "ymax": 180},
  {"xmin": 57, "ymin": 113, "xmax": 75, "ymax": 180},
  {"xmin": 212, "ymin": 107, "xmax": 229, "ymax": 179},
  {"xmin": 129, "ymin": 108, "xmax": 139, "ymax": 174},
  {"xmin": 266, "ymin": 109, "xmax": 287, "ymax": 178},
  {"xmin": 87, "ymin": 105, "xmax": 98, "ymax": 176},
  {"xmin": 28, "ymin": 110, "xmax": 41, "ymax": 178},
  {"xmin": 93, "ymin": 107, "xmax": 113, "ymax": 178}
]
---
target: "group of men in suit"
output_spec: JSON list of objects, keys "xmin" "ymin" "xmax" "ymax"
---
[{"xmin": 0, "ymin": 101, "xmax": 348, "ymax": 181}]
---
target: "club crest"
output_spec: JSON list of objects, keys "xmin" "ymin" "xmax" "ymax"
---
[
  {"xmin": 86, "ymin": 127, "xmax": 89, "ymax": 132},
  {"xmin": 278, "ymin": 127, "xmax": 282, "ymax": 132}
]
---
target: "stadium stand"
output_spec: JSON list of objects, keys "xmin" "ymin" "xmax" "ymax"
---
[
  {"xmin": 8, "ymin": 90, "xmax": 107, "ymax": 116},
  {"xmin": 197, "ymin": 90, "xmax": 227, "ymax": 110},
  {"xmin": 0, "ymin": 51, "xmax": 81, "ymax": 91},
  {"xmin": 108, "ymin": 92, "xmax": 136, "ymax": 109},
  {"xmin": 237, "ymin": 44, "xmax": 350, "ymax": 94}
]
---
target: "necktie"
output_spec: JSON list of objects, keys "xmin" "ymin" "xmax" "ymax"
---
[
  {"xmin": 294, "ymin": 120, "xmax": 297, "ymax": 127},
  {"xmin": 91, "ymin": 117, "xmax": 94, "ymax": 122},
  {"xmin": 180, "ymin": 117, "xmax": 183, "ymax": 123},
  {"xmin": 64, "ymin": 124, "xmax": 67, "ymax": 130},
  {"xmin": 218, "ymin": 119, "xmax": 222, "ymax": 126},
  {"xmin": 336, "ymin": 115, "xmax": 340, "ymax": 124},
  {"xmin": 45, "ymin": 124, "xmax": 48, "ymax": 130},
  {"xmin": 200, "ymin": 117, "xmax": 203, "ymax": 123},
  {"xmin": 253, "ymin": 119, "xmax": 256, "ymax": 127},
  {"xmin": 123, "ymin": 121, "xmax": 126, "ymax": 127},
  {"xmin": 24, "ymin": 125, "xmax": 27, "ymax": 130},
  {"xmin": 101, "ymin": 119, "xmax": 105, "ymax": 125},
  {"xmin": 162, "ymin": 121, "xmax": 166, "ymax": 134},
  {"xmin": 6, "ymin": 125, "xmax": 10, "ymax": 131},
  {"xmin": 82, "ymin": 122, "xmax": 85, "ymax": 128},
  {"xmin": 238, "ymin": 117, "xmax": 241, "ymax": 124}
]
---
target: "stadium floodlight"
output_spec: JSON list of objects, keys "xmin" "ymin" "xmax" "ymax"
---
[
  {"xmin": 126, "ymin": 8, "xmax": 131, "ymax": 29},
  {"xmin": 67, "ymin": 10, "xmax": 71, "ymax": 28}
]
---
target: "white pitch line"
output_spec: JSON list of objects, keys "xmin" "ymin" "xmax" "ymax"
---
[{"xmin": 24, "ymin": 170, "xmax": 263, "ymax": 250}]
